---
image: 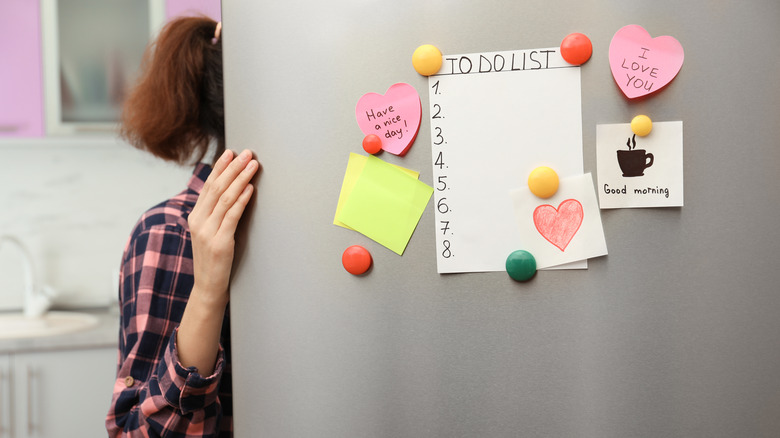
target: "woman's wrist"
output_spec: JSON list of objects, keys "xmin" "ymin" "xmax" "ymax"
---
[
  {"xmin": 189, "ymin": 283, "xmax": 230, "ymax": 309},
  {"xmin": 177, "ymin": 285, "xmax": 228, "ymax": 375}
]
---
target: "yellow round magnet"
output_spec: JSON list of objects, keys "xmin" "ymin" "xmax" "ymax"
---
[
  {"xmin": 412, "ymin": 44, "xmax": 443, "ymax": 76},
  {"xmin": 528, "ymin": 166, "xmax": 559, "ymax": 199},
  {"xmin": 631, "ymin": 115, "xmax": 653, "ymax": 137}
]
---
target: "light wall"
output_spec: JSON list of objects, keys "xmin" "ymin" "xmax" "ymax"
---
[{"xmin": 0, "ymin": 137, "xmax": 192, "ymax": 309}]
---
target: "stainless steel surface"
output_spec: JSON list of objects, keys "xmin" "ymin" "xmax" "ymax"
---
[{"xmin": 223, "ymin": 1, "xmax": 780, "ymax": 437}]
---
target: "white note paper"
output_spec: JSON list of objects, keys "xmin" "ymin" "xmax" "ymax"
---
[
  {"xmin": 428, "ymin": 48, "xmax": 584, "ymax": 273},
  {"xmin": 597, "ymin": 121, "xmax": 684, "ymax": 209},
  {"xmin": 510, "ymin": 173, "xmax": 608, "ymax": 269}
]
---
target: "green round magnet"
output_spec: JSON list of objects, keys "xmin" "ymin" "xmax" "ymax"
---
[{"xmin": 506, "ymin": 250, "xmax": 537, "ymax": 282}]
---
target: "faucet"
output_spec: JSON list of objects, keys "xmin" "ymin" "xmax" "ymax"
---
[{"xmin": 0, "ymin": 235, "xmax": 54, "ymax": 317}]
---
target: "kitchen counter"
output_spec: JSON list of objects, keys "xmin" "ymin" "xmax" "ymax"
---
[{"xmin": 0, "ymin": 308, "xmax": 119, "ymax": 354}]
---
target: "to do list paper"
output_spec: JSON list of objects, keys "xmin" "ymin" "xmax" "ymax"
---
[{"xmin": 428, "ymin": 48, "xmax": 584, "ymax": 273}]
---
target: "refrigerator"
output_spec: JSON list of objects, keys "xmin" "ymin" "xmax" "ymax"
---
[{"xmin": 222, "ymin": 1, "xmax": 780, "ymax": 436}]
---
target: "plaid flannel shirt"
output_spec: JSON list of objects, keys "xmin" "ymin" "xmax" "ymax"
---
[{"xmin": 107, "ymin": 164, "xmax": 233, "ymax": 437}]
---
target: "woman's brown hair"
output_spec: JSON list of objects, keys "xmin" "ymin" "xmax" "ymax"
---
[{"xmin": 120, "ymin": 17, "xmax": 224, "ymax": 164}]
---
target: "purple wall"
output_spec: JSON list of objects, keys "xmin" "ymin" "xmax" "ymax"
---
[
  {"xmin": 166, "ymin": 0, "xmax": 222, "ymax": 21},
  {"xmin": 0, "ymin": 0, "xmax": 44, "ymax": 137}
]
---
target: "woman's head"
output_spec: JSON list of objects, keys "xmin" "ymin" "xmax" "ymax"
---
[{"xmin": 121, "ymin": 17, "xmax": 224, "ymax": 164}]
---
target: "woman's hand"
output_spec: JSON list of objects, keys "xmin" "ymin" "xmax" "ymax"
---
[
  {"xmin": 188, "ymin": 149, "xmax": 259, "ymax": 305},
  {"xmin": 178, "ymin": 149, "xmax": 259, "ymax": 375}
]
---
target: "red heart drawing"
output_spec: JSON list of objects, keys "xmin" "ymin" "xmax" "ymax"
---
[{"xmin": 533, "ymin": 199, "xmax": 584, "ymax": 251}]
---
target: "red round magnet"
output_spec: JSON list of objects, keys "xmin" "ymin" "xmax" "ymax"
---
[
  {"xmin": 342, "ymin": 245, "xmax": 372, "ymax": 275},
  {"xmin": 560, "ymin": 33, "xmax": 593, "ymax": 65},
  {"xmin": 362, "ymin": 134, "xmax": 383, "ymax": 155}
]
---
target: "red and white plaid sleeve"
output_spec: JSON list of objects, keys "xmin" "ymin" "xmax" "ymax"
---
[{"xmin": 106, "ymin": 180, "xmax": 229, "ymax": 438}]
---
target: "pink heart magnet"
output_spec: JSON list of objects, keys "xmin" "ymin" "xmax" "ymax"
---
[
  {"xmin": 355, "ymin": 83, "xmax": 421, "ymax": 156},
  {"xmin": 533, "ymin": 199, "xmax": 584, "ymax": 252},
  {"xmin": 609, "ymin": 25, "xmax": 684, "ymax": 99}
]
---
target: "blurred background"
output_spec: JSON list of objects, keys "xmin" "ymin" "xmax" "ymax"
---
[
  {"xmin": 0, "ymin": 1, "xmax": 220, "ymax": 436},
  {"xmin": 0, "ymin": 0, "xmax": 221, "ymax": 310}
]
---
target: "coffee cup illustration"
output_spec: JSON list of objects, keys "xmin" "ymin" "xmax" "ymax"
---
[{"xmin": 617, "ymin": 134, "xmax": 654, "ymax": 177}]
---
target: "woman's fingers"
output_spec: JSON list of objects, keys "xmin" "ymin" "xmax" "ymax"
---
[
  {"xmin": 190, "ymin": 149, "xmax": 258, "ymax": 238},
  {"xmin": 207, "ymin": 154, "xmax": 258, "ymax": 230},
  {"xmin": 198, "ymin": 149, "xmax": 252, "ymax": 213},
  {"xmin": 212, "ymin": 148, "xmax": 234, "ymax": 176},
  {"xmin": 189, "ymin": 150, "xmax": 232, "ymax": 224},
  {"xmin": 216, "ymin": 183, "xmax": 254, "ymax": 240}
]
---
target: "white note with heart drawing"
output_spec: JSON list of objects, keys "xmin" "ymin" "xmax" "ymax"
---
[
  {"xmin": 509, "ymin": 173, "xmax": 608, "ymax": 269},
  {"xmin": 428, "ymin": 48, "xmax": 585, "ymax": 273}
]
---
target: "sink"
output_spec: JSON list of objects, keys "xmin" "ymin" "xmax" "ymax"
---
[{"xmin": 0, "ymin": 311, "xmax": 99, "ymax": 339}]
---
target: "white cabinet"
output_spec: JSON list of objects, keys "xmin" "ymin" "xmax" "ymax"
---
[
  {"xmin": 0, "ymin": 347, "xmax": 115, "ymax": 438},
  {"xmin": 0, "ymin": 355, "xmax": 11, "ymax": 437}
]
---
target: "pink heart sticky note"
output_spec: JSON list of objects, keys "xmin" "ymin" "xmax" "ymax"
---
[
  {"xmin": 355, "ymin": 83, "xmax": 421, "ymax": 156},
  {"xmin": 533, "ymin": 199, "xmax": 584, "ymax": 252},
  {"xmin": 609, "ymin": 25, "xmax": 684, "ymax": 99}
]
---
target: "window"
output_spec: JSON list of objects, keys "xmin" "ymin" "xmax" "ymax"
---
[{"xmin": 41, "ymin": 0, "xmax": 165, "ymax": 134}]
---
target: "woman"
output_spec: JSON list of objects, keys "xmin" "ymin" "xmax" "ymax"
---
[{"xmin": 106, "ymin": 17, "xmax": 257, "ymax": 437}]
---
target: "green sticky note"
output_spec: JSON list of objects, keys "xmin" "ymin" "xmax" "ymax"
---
[
  {"xmin": 333, "ymin": 153, "xmax": 420, "ymax": 230},
  {"xmin": 337, "ymin": 155, "xmax": 433, "ymax": 255}
]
